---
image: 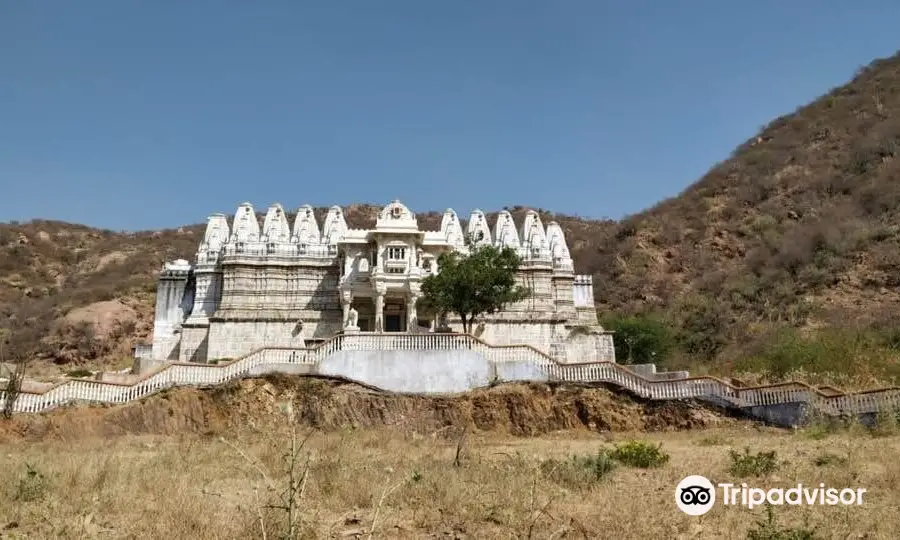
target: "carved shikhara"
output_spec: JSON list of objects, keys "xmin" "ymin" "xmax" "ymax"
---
[{"xmin": 149, "ymin": 201, "xmax": 614, "ymax": 364}]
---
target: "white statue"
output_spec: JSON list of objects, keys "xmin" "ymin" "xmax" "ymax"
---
[{"xmin": 346, "ymin": 307, "xmax": 359, "ymax": 329}]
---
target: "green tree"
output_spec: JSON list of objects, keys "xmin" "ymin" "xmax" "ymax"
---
[
  {"xmin": 602, "ymin": 313, "xmax": 674, "ymax": 365},
  {"xmin": 421, "ymin": 237, "xmax": 531, "ymax": 333},
  {"xmin": 674, "ymin": 295, "xmax": 729, "ymax": 361}
]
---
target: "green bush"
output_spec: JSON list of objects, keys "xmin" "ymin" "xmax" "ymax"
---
[
  {"xmin": 601, "ymin": 313, "xmax": 674, "ymax": 365},
  {"xmin": 746, "ymin": 505, "xmax": 818, "ymax": 540},
  {"xmin": 540, "ymin": 451, "xmax": 616, "ymax": 490},
  {"xmin": 607, "ymin": 440, "xmax": 670, "ymax": 468},
  {"xmin": 735, "ymin": 327, "xmax": 900, "ymax": 380},
  {"xmin": 11, "ymin": 463, "xmax": 50, "ymax": 503},
  {"xmin": 672, "ymin": 296, "xmax": 729, "ymax": 362},
  {"xmin": 811, "ymin": 452, "xmax": 847, "ymax": 467},
  {"xmin": 729, "ymin": 448, "xmax": 779, "ymax": 478}
]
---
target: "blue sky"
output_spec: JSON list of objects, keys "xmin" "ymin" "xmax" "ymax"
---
[{"xmin": 1, "ymin": 1, "xmax": 898, "ymax": 231}]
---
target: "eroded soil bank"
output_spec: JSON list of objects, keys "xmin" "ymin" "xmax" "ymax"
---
[{"xmin": 0, "ymin": 377, "xmax": 742, "ymax": 442}]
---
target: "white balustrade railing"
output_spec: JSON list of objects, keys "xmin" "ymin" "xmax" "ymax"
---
[{"xmin": 3, "ymin": 332, "xmax": 900, "ymax": 420}]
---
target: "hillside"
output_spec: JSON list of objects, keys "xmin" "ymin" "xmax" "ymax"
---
[
  {"xmin": 3, "ymin": 51, "xmax": 900, "ymax": 375},
  {"xmin": 587, "ymin": 51, "xmax": 900, "ymax": 362}
]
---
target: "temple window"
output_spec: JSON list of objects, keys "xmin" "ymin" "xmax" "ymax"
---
[{"xmin": 387, "ymin": 246, "xmax": 406, "ymax": 260}]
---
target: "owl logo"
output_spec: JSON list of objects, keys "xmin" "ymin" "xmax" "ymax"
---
[{"xmin": 675, "ymin": 475, "xmax": 716, "ymax": 515}]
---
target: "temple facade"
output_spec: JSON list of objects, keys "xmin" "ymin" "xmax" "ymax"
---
[{"xmin": 149, "ymin": 200, "xmax": 614, "ymax": 364}]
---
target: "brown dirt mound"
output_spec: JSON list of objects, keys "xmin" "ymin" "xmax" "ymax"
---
[{"xmin": 0, "ymin": 378, "xmax": 742, "ymax": 442}]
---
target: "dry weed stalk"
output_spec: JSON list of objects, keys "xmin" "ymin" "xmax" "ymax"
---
[
  {"xmin": 1, "ymin": 357, "xmax": 27, "ymax": 419},
  {"xmin": 523, "ymin": 471, "xmax": 557, "ymax": 539},
  {"xmin": 367, "ymin": 476, "xmax": 407, "ymax": 539},
  {"xmin": 453, "ymin": 426, "xmax": 468, "ymax": 467},
  {"xmin": 218, "ymin": 401, "xmax": 314, "ymax": 540}
]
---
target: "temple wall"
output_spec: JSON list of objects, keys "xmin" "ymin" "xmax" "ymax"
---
[
  {"xmin": 500, "ymin": 269, "xmax": 557, "ymax": 313},
  {"xmin": 576, "ymin": 306, "xmax": 599, "ymax": 325},
  {"xmin": 440, "ymin": 317, "xmax": 566, "ymax": 352},
  {"xmin": 552, "ymin": 274, "xmax": 576, "ymax": 319},
  {"xmin": 151, "ymin": 335, "xmax": 182, "ymax": 362},
  {"xmin": 215, "ymin": 264, "xmax": 341, "ymax": 315},
  {"xmin": 150, "ymin": 265, "xmax": 191, "ymax": 361},
  {"xmin": 562, "ymin": 329, "xmax": 616, "ymax": 363},
  {"xmin": 572, "ymin": 275, "xmax": 600, "ymax": 325},
  {"xmin": 179, "ymin": 326, "xmax": 210, "ymax": 362},
  {"xmin": 205, "ymin": 317, "xmax": 340, "ymax": 360},
  {"xmin": 187, "ymin": 269, "xmax": 223, "ymax": 321}
]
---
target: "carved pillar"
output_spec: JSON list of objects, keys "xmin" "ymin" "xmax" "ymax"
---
[
  {"xmin": 374, "ymin": 294, "xmax": 384, "ymax": 332},
  {"xmin": 340, "ymin": 289, "xmax": 352, "ymax": 328},
  {"xmin": 373, "ymin": 281, "xmax": 386, "ymax": 333},
  {"xmin": 407, "ymin": 282, "xmax": 420, "ymax": 334},
  {"xmin": 407, "ymin": 294, "xmax": 418, "ymax": 333}
]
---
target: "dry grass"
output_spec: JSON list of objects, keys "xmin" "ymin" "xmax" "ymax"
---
[{"xmin": 0, "ymin": 420, "xmax": 895, "ymax": 539}]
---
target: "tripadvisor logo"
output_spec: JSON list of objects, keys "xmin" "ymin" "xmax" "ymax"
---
[
  {"xmin": 676, "ymin": 475, "xmax": 716, "ymax": 516},
  {"xmin": 675, "ymin": 475, "xmax": 867, "ymax": 515}
]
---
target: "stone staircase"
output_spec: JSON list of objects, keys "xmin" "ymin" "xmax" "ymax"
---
[{"xmin": 2, "ymin": 332, "xmax": 899, "ymax": 427}]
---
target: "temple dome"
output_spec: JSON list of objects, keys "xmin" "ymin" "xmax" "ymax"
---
[{"xmin": 375, "ymin": 200, "xmax": 418, "ymax": 230}]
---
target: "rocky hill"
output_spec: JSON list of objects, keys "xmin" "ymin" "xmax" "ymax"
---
[
  {"xmin": 3, "ymin": 51, "xmax": 900, "ymax": 374},
  {"xmin": 586, "ymin": 51, "xmax": 900, "ymax": 362}
]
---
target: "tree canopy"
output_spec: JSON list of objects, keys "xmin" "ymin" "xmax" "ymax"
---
[
  {"xmin": 601, "ymin": 313, "xmax": 674, "ymax": 365},
  {"xmin": 420, "ymin": 239, "xmax": 530, "ymax": 333}
]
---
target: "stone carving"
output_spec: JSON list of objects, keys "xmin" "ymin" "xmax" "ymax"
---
[
  {"xmin": 262, "ymin": 203, "xmax": 291, "ymax": 243},
  {"xmin": 201, "ymin": 214, "xmax": 230, "ymax": 252},
  {"xmin": 292, "ymin": 205, "xmax": 321, "ymax": 245},
  {"xmin": 521, "ymin": 211, "xmax": 548, "ymax": 249},
  {"xmin": 345, "ymin": 307, "xmax": 359, "ymax": 329},
  {"xmin": 546, "ymin": 221, "xmax": 572, "ymax": 260},
  {"xmin": 466, "ymin": 210, "xmax": 492, "ymax": 246},
  {"xmin": 322, "ymin": 206, "xmax": 348, "ymax": 245},
  {"xmin": 231, "ymin": 202, "xmax": 260, "ymax": 242},
  {"xmin": 440, "ymin": 209, "xmax": 465, "ymax": 249},
  {"xmin": 493, "ymin": 211, "xmax": 520, "ymax": 248},
  {"xmin": 375, "ymin": 200, "xmax": 418, "ymax": 230},
  {"xmin": 374, "ymin": 293, "xmax": 385, "ymax": 333},
  {"xmin": 407, "ymin": 297, "xmax": 418, "ymax": 332},
  {"xmin": 374, "ymin": 313, "xmax": 383, "ymax": 332}
]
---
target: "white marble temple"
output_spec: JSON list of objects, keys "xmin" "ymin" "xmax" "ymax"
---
[{"xmin": 148, "ymin": 200, "xmax": 614, "ymax": 363}]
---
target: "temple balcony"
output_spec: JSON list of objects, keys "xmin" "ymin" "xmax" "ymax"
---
[{"xmin": 383, "ymin": 259, "xmax": 408, "ymax": 274}]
